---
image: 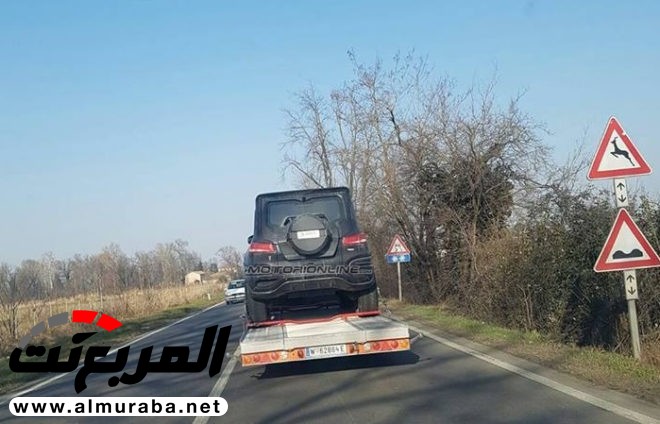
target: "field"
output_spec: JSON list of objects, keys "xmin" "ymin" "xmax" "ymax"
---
[
  {"xmin": 0, "ymin": 283, "xmax": 225, "ymax": 354},
  {"xmin": 0, "ymin": 283, "xmax": 225, "ymax": 395}
]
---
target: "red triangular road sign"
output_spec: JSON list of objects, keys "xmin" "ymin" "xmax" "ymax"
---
[
  {"xmin": 587, "ymin": 116, "xmax": 652, "ymax": 180},
  {"xmin": 594, "ymin": 209, "xmax": 660, "ymax": 272},
  {"xmin": 387, "ymin": 234, "xmax": 410, "ymax": 255}
]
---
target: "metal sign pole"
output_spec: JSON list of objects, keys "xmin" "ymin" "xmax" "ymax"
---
[
  {"xmin": 623, "ymin": 269, "xmax": 641, "ymax": 359},
  {"xmin": 397, "ymin": 261, "xmax": 402, "ymax": 301},
  {"xmin": 614, "ymin": 178, "xmax": 641, "ymax": 360},
  {"xmin": 628, "ymin": 298, "xmax": 642, "ymax": 359},
  {"xmin": 613, "ymin": 178, "xmax": 642, "ymax": 359}
]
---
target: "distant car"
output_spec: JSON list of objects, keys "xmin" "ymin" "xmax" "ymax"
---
[
  {"xmin": 243, "ymin": 186, "xmax": 378, "ymax": 323},
  {"xmin": 225, "ymin": 279, "xmax": 246, "ymax": 304}
]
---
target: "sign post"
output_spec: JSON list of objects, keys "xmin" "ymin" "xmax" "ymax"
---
[
  {"xmin": 593, "ymin": 209, "xmax": 660, "ymax": 359},
  {"xmin": 386, "ymin": 235, "xmax": 411, "ymax": 302},
  {"xmin": 589, "ymin": 116, "xmax": 658, "ymax": 359},
  {"xmin": 613, "ymin": 179, "xmax": 629, "ymax": 208},
  {"xmin": 623, "ymin": 270, "xmax": 641, "ymax": 358},
  {"xmin": 397, "ymin": 262, "xmax": 402, "ymax": 301}
]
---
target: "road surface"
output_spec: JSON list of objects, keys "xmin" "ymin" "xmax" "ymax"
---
[{"xmin": 1, "ymin": 302, "xmax": 658, "ymax": 423}]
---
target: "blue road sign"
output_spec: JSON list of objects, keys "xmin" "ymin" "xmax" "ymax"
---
[{"xmin": 386, "ymin": 253, "xmax": 411, "ymax": 264}]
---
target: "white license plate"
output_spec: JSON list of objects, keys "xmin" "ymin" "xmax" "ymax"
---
[
  {"xmin": 297, "ymin": 230, "xmax": 320, "ymax": 239},
  {"xmin": 305, "ymin": 344, "xmax": 346, "ymax": 359}
]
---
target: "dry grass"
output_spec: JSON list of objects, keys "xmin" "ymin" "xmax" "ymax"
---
[
  {"xmin": 643, "ymin": 331, "xmax": 660, "ymax": 368},
  {"xmin": 0, "ymin": 284, "xmax": 224, "ymax": 352},
  {"xmin": 0, "ymin": 284, "xmax": 226, "ymax": 395},
  {"xmin": 385, "ymin": 299, "xmax": 660, "ymax": 405}
]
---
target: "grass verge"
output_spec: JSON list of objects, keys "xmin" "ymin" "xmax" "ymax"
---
[
  {"xmin": 0, "ymin": 295, "xmax": 223, "ymax": 396},
  {"xmin": 385, "ymin": 299, "xmax": 660, "ymax": 405}
]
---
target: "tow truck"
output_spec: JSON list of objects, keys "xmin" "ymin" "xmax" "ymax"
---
[{"xmin": 239, "ymin": 310, "xmax": 410, "ymax": 366}]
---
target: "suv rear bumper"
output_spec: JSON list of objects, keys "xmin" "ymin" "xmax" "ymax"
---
[{"xmin": 246, "ymin": 274, "xmax": 376, "ymax": 300}]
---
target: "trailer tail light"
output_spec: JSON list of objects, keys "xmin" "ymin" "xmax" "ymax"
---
[
  {"xmin": 242, "ymin": 350, "xmax": 286, "ymax": 366},
  {"xmin": 249, "ymin": 241, "xmax": 277, "ymax": 254},
  {"xmin": 288, "ymin": 349, "xmax": 305, "ymax": 360},
  {"xmin": 241, "ymin": 338, "xmax": 411, "ymax": 367},
  {"xmin": 363, "ymin": 338, "xmax": 409, "ymax": 353},
  {"xmin": 342, "ymin": 232, "xmax": 368, "ymax": 247}
]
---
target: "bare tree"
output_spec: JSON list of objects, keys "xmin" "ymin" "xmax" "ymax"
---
[
  {"xmin": 16, "ymin": 259, "xmax": 45, "ymax": 300},
  {"xmin": 152, "ymin": 240, "xmax": 198, "ymax": 285},
  {"xmin": 40, "ymin": 252, "xmax": 56, "ymax": 292},
  {"xmin": 216, "ymin": 246, "xmax": 243, "ymax": 280},
  {"xmin": 0, "ymin": 264, "xmax": 22, "ymax": 342},
  {"xmin": 283, "ymin": 85, "xmax": 336, "ymax": 188},
  {"xmin": 135, "ymin": 251, "xmax": 160, "ymax": 288},
  {"xmin": 282, "ymin": 52, "xmax": 551, "ymax": 302},
  {"xmin": 98, "ymin": 244, "xmax": 135, "ymax": 291}
]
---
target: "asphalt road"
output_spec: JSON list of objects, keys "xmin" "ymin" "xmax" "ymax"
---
[{"xmin": 1, "ymin": 302, "xmax": 658, "ymax": 424}]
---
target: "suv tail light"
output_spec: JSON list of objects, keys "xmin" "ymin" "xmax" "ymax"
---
[
  {"xmin": 342, "ymin": 232, "xmax": 368, "ymax": 247},
  {"xmin": 249, "ymin": 241, "xmax": 277, "ymax": 254}
]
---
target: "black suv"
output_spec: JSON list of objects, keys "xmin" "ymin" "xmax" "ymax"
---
[{"xmin": 243, "ymin": 187, "xmax": 378, "ymax": 323}]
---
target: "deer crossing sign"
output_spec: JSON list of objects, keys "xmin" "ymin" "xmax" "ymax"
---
[{"xmin": 587, "ymin": 116, "xmax": 652, "ymax": 180}]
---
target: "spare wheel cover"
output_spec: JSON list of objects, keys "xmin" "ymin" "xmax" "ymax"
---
[{"xmin": 288, "ymin": 215, "xmax": 330, "ymax": 255}]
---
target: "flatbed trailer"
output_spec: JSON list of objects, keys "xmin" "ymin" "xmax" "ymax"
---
[{"xmin": 239, "ymin": 313, "xmax": 410, "ymax": 366}]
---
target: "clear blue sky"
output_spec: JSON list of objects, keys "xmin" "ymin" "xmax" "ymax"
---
[{"xmin": 1, "ymin": 0, "xmax": 659, "ymax": 265}]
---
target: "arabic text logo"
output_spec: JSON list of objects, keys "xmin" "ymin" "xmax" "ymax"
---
[{"xmin": 9, "ymin": 310, "xmax": 232, "ymax": 393}]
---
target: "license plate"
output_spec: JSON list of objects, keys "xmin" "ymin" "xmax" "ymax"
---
[
  {"xmin": 297, "ymin": 230, "xmax": 320, "ymax": 239},
  {"xmin": 305, "ymin": 344, "xmax": 346, "ymax": 359}
]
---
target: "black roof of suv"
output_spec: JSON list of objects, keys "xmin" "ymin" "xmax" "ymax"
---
[{"xmin": 243, "ymin": 187, "xmax": 378, "ymax": 323}]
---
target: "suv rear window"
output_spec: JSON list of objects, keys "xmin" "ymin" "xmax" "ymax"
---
[{"xmin": 266, "ymin": 197, "xmax": 344, "ymax": 227}]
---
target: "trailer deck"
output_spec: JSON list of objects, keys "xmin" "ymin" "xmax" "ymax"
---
[{"xmin": 240, "ymin": 313, "xmax": 410, "ymax": 366}]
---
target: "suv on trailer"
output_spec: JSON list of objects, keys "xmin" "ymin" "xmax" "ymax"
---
[{"xmin": 243, "ymin": 187, "xmax": 378, "ymax": 323}]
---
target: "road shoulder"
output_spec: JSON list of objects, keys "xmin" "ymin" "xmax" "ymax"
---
[{"xmin": 395, "ymin": 313, "xmax": 660, "ymax": 423}]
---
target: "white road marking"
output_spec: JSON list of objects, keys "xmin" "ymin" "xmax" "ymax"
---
[
  {"xmin": 406, "ymin": 323, "xmax": 659, "ymax": 424},
  {"xmin": 0, "ymin": 302, "xmax": 225, "ymax": 404},
  {"xmin": 409, "ymin": 332, "xmax": 424, "ymax": 345},
  {"xmin": 192, "ymin": 346, "xmax": 240, "ymax": 424}
]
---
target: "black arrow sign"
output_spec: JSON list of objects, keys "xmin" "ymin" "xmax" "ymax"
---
[
  {"xmin": 617, "ymin": 182, "xmax": 625, "ymax": 190},
  {"xmin": 626, "ymin": 275, "xmax": 635, "ymax": 283},
  {"xmin": 618, "ymin": 195, "xmax": 627, "ymax": 202},
  {"xmin": 628, "ymin": 286, "xmax": 637, "ymax": 295}
]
